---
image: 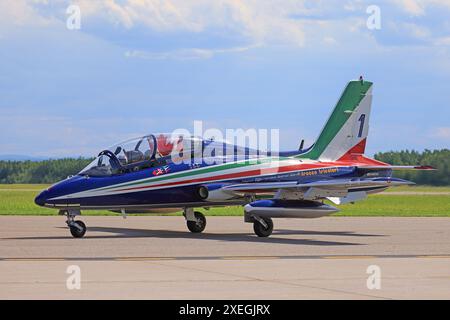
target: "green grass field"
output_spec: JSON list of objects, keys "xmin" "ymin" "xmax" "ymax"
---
[{"xmin": 0, "ymin": 184, "xmax": 449, "ymax": 217}]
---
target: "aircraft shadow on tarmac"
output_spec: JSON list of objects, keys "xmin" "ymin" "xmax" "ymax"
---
[{"xmin": 5, "ymin": 226, "xmax": 385, "ymax": 246}]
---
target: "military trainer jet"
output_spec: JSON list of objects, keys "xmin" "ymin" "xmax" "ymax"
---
[{"xmin": 35, "ymin": 79, "xmax": 434, "ymax": 238}]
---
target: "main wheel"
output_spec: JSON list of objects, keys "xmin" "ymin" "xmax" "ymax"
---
[
  {"xmin": 69, "ymin": 221, "xmax": 87, "ymax": 238},
  {"xmin": 253, "ymin": 217, "xmax": 273, "ymax": 237},
  {"xmin": 187, "ymin": 211, "xmax": 206, "ymax": 233}
]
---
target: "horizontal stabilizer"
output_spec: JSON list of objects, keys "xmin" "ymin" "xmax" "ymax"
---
[{"xmin": 358, "ymin": 165, "xmax": 436, "ymax": 171}]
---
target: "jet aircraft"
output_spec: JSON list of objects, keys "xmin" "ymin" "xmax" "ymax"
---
[{"xmin": 35, "ymin": 79, "xmax": 434, "ymax": 238}]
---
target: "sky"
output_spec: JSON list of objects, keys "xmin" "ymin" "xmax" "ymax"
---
[{"xmin": 0, "ymin": 0, "xmax": 449, "ymax": 158}]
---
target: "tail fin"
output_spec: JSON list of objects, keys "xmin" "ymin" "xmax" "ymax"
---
[{"xmin": 298, "ymin": 79, "xmax": 373, "ymax": 161}]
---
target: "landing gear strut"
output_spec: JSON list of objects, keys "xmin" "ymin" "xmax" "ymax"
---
[
  {"xmin": 60, "ymin": 209, "xmax": 86, "ymax": 238},
  {"xmin": 184, "ymin": 208, "xmax": 206, "ymax": 233}
]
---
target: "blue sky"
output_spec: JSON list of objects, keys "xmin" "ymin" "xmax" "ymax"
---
[{"xmin": 0, "ymin": 0, "xmax": 449, "ymax": 158}]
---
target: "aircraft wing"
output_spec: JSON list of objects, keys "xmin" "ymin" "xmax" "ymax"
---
[
  {"xmin": 219, "ymin": 177, "xmax": 415, "ymax": 205},
  {"xmin": 214, "ymin": 165, "xmax": 434, "ymax": 203},
  {"xmin": 222, "ymin": 177, "xmax": 414, "ymax": 193},
  {"xmin": 221, "ymin": 165, "xmax": 435, "ymax": 193}
]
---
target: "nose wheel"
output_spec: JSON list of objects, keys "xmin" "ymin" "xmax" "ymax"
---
[
  {"xmin": 69, "ymin": 220, "xmax": 87, "ymax": 238},
  {"xmin": 60, "ymin": 209, "xmax": 86, "ymax": 238}
]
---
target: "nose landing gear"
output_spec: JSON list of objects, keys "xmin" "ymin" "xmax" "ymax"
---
[
  {"xmin": 69, "ymin": 220, "xmax": 87, "ymax": 238},
  {"xmin": 60, "ymin": 209, "xmax": 87, "ymax": 238}
]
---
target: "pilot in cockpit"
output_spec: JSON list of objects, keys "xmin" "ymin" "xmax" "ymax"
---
[{"xmin": 80, "ymin": 135, "xmax": 166, "ymax": 177}]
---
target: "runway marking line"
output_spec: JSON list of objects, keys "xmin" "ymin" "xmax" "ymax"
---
[
  {"xmin": 2, "ymin": 254, "xmax": 450, "ymax": 262},
  {"xmin": 221, "ymin": 256, "xmax": 281, "ymax": 260},
  {"xmin": 323, "ymin": 256, "xmax": 376, "ymax": 260},
  {"xmin": 416, "ymin": 255, "xmax": 450, "ymax": 259},
  {"xmin": 3, "ymin": 258, "xmax": 66, "ymax": 262},
  {"xmin": 115, "ymin": 257, "xmax": 176, "ymax": 261}
]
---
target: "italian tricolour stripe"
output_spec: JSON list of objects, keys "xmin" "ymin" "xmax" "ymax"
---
[{"xmin": 49, "ymin": 157, "xmax": 343, "ymax": 200}]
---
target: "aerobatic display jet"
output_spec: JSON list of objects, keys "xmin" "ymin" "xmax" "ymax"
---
[{"xmin": 35, "ymin": 79, "xmax": 434, "ymax": 238}]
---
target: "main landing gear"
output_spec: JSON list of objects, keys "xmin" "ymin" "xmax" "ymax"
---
[
  {"xmin": 60, "ymin": 209, "xmax": 87, "ymax": 238},
  {"xmin": 182, "ymin": 207, "xmax": 274, "ymax": 237},
  {"xmin": 183, "ymin": 208, "xmax": 206, "ymax": 233},
  {"xmin": 252, "ymin": 216, "xmax": 273, "ymax": 238},
  {"xmin": 183, "ymin": 208, "xmax": 274, "ymax": 237},
  {"xmin": 244, "ymin": 212, "xmax": 274, "ymax": 237}
]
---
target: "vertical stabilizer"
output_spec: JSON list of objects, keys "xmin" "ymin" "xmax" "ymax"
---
[{"xmin": 298, "ymin": 79, "xmax": 373, "ymax": 161}]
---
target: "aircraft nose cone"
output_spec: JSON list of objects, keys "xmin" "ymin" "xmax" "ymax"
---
[{"xmin": 34, "ymin": 190, "xmax": 48, "ymax": 207}]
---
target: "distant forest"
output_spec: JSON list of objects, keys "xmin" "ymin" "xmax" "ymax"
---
[
  {"xmin": 0, "ymin": 149, "xmax": 448, "ymax": 185},
  {"xmin": 0, "ymin": 158, "xmax": 92, "ymax": 184}
]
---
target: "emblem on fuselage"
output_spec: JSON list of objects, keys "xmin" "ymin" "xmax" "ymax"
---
[{"xmin": 152, "ymin": 165, "xmax": 171, "ymax": 176}]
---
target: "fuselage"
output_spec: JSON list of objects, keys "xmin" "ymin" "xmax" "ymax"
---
[{"xmin": 34, "ymin": 154, "xmax": 391, "ymax": 211}]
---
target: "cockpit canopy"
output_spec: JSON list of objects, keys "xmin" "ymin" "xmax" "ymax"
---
[
  {"xmin": 79, "ymin": 133, "xmax": 262, "ymax": 177},
  {"xmin": 79, "ymin": 134, "xmax": 201, "ymax": 177}
]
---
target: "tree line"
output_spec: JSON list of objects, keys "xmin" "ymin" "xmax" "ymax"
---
[
  {"xmin": 0, "ymin": 149, "xmax": 448, "ymax": 185},
  {"xmin": 0, "ymin": 158, "xmax": 92, "ymax": 184}
]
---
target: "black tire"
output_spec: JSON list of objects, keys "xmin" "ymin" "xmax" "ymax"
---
[
  {"xmin": 253, "ymin": 217, "xmax": 273, "ymax": 237},
  {"xmin": 187, "ymin": 211, "xmax": 206, "ymax": 233},
  {"xmin": 69, "ymin": 221, "xmax": 86, "ymax": 238}
]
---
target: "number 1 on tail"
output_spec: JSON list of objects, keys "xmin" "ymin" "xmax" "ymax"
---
[{"xmin": 358, "ymin": 114, "xmax": 366, "ymax": 138}]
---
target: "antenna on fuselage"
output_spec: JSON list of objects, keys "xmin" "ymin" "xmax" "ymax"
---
[{"xmin": 298, "ymin": 139, "xmax": 305, "ymax": 151}]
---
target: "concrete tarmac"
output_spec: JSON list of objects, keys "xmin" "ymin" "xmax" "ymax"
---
[{"xmin": 1, "ymin": 216, "xmax": 449, "ymax": 299}]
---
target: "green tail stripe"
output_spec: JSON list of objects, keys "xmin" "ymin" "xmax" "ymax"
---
[{"xmin": 298, "ymin": 80, "xmax": 372, "ymax": 160}]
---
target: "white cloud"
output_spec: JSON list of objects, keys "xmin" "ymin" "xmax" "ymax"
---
[
  {"xmin": 434, "ymin": 37, "xmax": 450, "ymax": 46},
  {"xmin": 1, "ymin": 0, "xmax": 449, "ymax": 46},
  {"xmin": 1, "ymin": 0, "xmax": 447, "ymax": 51},
  {"xmin": 0, "ymin": 0, "xmax": 318, "ymax": 46},
  {"xmin": 323, "ymin": 37, "xmax": 338, "ymax": 45},
  {"xmin": 0, "ymin": 0, "xmax": 53, "ymax": 28},
  {"xmin": 124, "ymin": 43, "xmax": 261, "ymax": 60},
  {"xmin": 0, "ymin": 0, "xmax": 449, "ymax": 63},
  {"xmin": 388, "ymin": 21, "xmax": 431, "ymax": 40},
  {"xmin": 69, "ymin": 0, "xmax": 311, "ymax": 46},
  {"xmin": 393, "ymin": 0, "xmax": 426, "ymax": 16},
  {"xmin": 393, "ymin": 0, "xmax": 450, "ymax": 16},
  {"xmin": 430, "ymin": 127, "xmax": 450, "ymax": 140}
]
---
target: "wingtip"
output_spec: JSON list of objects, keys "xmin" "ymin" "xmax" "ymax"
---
[{"xmin": 414, "ymin": 165, "xmax": 436, "ymax": 170}]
